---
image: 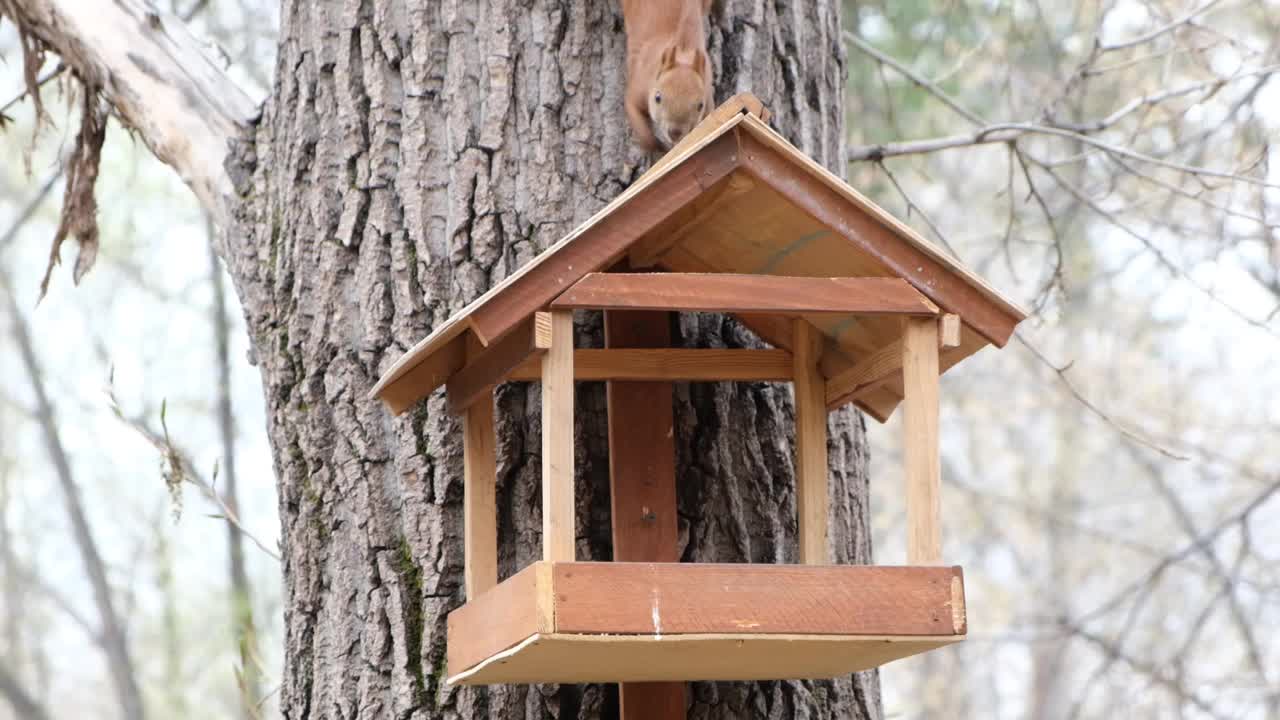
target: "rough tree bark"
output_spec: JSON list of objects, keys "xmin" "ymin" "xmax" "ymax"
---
[{"xmin": 5, "ymin": 0, "xmax": 880, "ymax": 718}]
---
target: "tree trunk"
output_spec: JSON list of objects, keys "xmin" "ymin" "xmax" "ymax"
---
[{"xmin": 237, "ymin": 1, "xmax": 877, "ymax": 718}]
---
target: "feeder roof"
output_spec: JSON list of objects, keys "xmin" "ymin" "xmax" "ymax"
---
[{"xmin": 371, "ymin": 94, "xmax": 1026, "ymax": 421}]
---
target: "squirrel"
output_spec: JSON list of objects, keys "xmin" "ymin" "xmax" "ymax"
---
[{"xmin": 621, "ymin": 0, "xmax": 715, "ymax": 152}]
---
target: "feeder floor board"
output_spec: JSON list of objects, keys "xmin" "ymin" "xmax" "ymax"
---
[
  {"xmin": 446, "ymin": 562, "xmax": 966, "ymax": 685},
  {"xmin": 450, "ymin": 632, "xmax": 962, "ymax": 685}
]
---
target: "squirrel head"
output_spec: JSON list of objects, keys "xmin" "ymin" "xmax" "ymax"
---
[{"xmin": 648, "ymin": 44, "xmax": 710, "ymax": 149}]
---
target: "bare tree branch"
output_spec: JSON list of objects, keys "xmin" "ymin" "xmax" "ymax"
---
[
  {"xmin": 1, "ymin": 0, "xmax": 255, "ymax": 226},
  {"xmin": 0, "ymin": 273, "xmax": 146, "ymax": 720}
]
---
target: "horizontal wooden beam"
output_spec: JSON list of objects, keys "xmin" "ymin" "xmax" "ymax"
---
[
  {"xmin": 551, "ymin": 274, "xmax": 940, "ymax": 316},
  {"xmin": 447, "ymin": 560, "xmax": 967, "ymax": 684},
  {"xmin": 446, "ymin": 313, "xmax": 552, "ymax": 415},
  {"xmin": 506, "ymin": 348, "xmax": 793, "ymax": 382},
  {"xmin": 826, "ymin": 316, "xmax": 965, "ymax": 410},
  {"xmin": 825, "ymin": 340, "xmax": 905, "ymax": 410},
  {"xmin": 553, "ymin": 562, "xmax": 964, "ymax": 636}
]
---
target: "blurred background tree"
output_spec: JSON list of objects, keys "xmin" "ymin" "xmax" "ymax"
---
[{"xmin": 1, "ymin": 0, "xmax": 1277, "ymax": 718}]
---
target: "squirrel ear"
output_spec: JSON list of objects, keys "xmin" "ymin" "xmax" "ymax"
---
[{"xmin": 659, "ymin": 44, "xmax": 678, "ymax": 70}]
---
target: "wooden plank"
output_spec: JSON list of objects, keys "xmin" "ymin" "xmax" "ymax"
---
[
  {"xmin": 605, "ymin": 315, "xmax": 681, "ymax": 563},
  {"xmin": 620, "ymin": 683, "xmax": 685, "ymax": 718},
  {"xmin": 468, "ymin": 131, "xmax": 741, "ymax": 346},
  {"xmin": 940, "ymin": 313, "xmax": 961, "ymax": 348},
  {"xmin": 507, "ymin": 348, "xmax": 792, "ymax": 382},
  {"xmin": 552, "ymin": 563, "xmax": 964, "ymax": 637},
  {"xmin": 448, "ymin": 632, "xmax": 962, "ymax": 685},
  {"xmin": 541, "ymin": 310, "xmax": 576, "ymax": 562},
  {"xmin": 446, "ymin": 562, "xmax": 550, "ymax": 676},
  {"xmin": 903, "ymin": 318, "xmax": 941, "ymax": 564},
  {"xmin": 604, "ymin": 309, "xmax": 685, "ymax": 719},
  {"xmin": 552, "ymin": 274, "xmax": 940, "ymax": 316},
  {"xmin": 737, "ymin": 127, "xmax": 1021, "ymax": 346},
  {"xmin": 629, "ymin": 172, "xmax": 756, "ymax": 268},
  {"xmin": 825, "ymin": 340, "xmax": 905, "ymax": 410},
  {"xmin": 378, "ymin": 334, "xmax": 466, "ymax": 414},
  {"xmin": 792, "ymin": 320, "xmax": 828, "ymax": 565},
  {"xmin": 447, "ymin": 313, "xmax": 552, "ymax": 416},
  {"xmin": 463, "ymin": 333, "xmax": 498, "ymax": 600},
  {"xmin": 825, "ymin": 315, "xmax": 968, "ymax": 412}
]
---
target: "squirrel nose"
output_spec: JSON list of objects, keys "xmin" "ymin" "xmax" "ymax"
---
[{"xmin": 670, "ymin": 128, "xmax": 684, "ymax": 141}]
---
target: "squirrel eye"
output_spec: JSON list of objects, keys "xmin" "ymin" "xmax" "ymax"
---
[
  {"xmin": 654, "ymin": 92, "xmax": 663, "ymax": 104},
  {"xmin": 698, "ymin": 102, "xmax": 704, "ymax": 112}
]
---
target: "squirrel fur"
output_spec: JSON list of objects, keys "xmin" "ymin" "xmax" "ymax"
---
[{"xmin": 622, "ymin": 0, "xmax": 715, "ymax": 152}]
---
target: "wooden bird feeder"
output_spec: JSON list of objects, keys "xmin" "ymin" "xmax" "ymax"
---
[{"xmin": 370, "ymin": 94, "xmax": 1026, "ymax": 688}]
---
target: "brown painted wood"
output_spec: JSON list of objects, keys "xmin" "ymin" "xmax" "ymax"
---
[
  {"xmin": 506, "ymin": 348, "xmax": 793, "ymax": 382},
  {"xmin": 446, "ymin": 313, "xmax": 551, "ymax": 416},
  {"xmin": 629, "ymin": 172, "xmax": 757, "ymax": 269},
  {"xmin": 605, "ymin": 309, "xmax": 686, "ymax": 720},
  {"xmin": 553, "ymin": 274, "xmax": 940, "ymax": 316},
  {"xmin": 737, "ymin": 130, "xmax": 1019, "ymax": 346},
  {"xmin": 446, "ymin": 562, "xmax": 550, "ymax": 676},
  {"xmin": 379, "ymin": 334, "xmax": 466, "ymax": 414},
  {"xmin": 467, "ymin": 131, "xmax": 741, "ymax": 346},
  {"xmin": 792, "ymin": 320, "xmax": 829, "ymax": 565},
  {"xmin": 552, "ymin": 563, "xmax": 965, "ymax": 637},
  {"xmin": 605, "ymin": 314, "xmax": 681, "ymax": 563}
]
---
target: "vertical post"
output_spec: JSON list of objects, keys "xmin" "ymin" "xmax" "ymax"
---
[
  {"xmin": 462, "ymin": 384, "xmax": 497, "ymax": 600},
  {"xmin": 792, "ymin": 319, "xmax": 829, "ymax": 565},
  {"xmin": 541, "ymin": 309, "xmax": 576, "ymax": 562},
  {"xmin": 606, "ymin": 308, "xmax": 685, "ymax": 720},
  {"xmin": 903, "ymin": 317, "xmax": 941, "ymax": 564}
]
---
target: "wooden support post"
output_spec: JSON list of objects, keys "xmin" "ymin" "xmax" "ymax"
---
[
  {"xmin": 902, "ymin": 317, "xmax": 941, "ymax": 564},
  {"xmin": 792, "ymin": 320, "xmax": 829, "ymax": 565},
  {"xmin": 463, "ymin": 335, "xmax": 498, "ymax": 600},
  {"xmin": 541, "ymin": 310, "xmax": 576, "ymax": 563},
  {"xmin": 463, "ymin": 387, "xmax": 498, "ymax": 600},
  {"xmin": 605, "ymin": 309, "xmax": 685, "ymax": 720}
]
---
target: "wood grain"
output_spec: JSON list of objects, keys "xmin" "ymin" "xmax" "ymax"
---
[
  {"xmin": 446, "ymin": 562, "xmax": 548, "ymax": 676},
  {"xmin": 446, "ymin": 313, "xmax": 551, "ymax": 416},
  {"xmin": 552, "ymin": 274, "xmax": 940, "ymax": 316},
  {"xmin": 737, "ymin": 128, "xmax": 1020, "ymax": 346},
  {"xmin": 792, "ymin": 320, "xmax": 828, "ymax": 564},
  {"xmin": 940, "ymin": 313, "xmax": 961, "ymax": 348},
  {"xmin": 825, "ymin": 339, "xmax": 905, "ymax": 410},
  {"xmin": 903, "ymin": 318, "xmax": 941, "ymax": 564},
  {"xmin": 378, "ymin": 334, "xmax": 465, "ymax": 414},
  {"xmin": 462, "ymin": 336, "xmax": 498, "ymax": 600},
  {"xmin": 551, "ymin": 563, "xmax": 964, "ymax": 637},
  {"xmin": 541, "ymin": 310, "xmax": 576, "ymax": 562},
  {"xmin": 448, "ymin": 632, "xmax": 962, "ymax": 685},
  {"xmin": 629, "ymin": 172, "xmax": 756, "ymax": 268},
  {"xmin": 468, "ymin": 131, "xmax": 741, "ymax": 346},
  {"xmin": 604, "ymin": 309, "xmax": 685, "ymax": 718},
  {"xmin": 507, "ymin": 348, "xmax": 792, "ymax": 382}
]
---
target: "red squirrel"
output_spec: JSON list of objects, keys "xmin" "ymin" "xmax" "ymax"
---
[{"xmin": 622, "ymin": 0, "xmax": 715, "ymax": 152}]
